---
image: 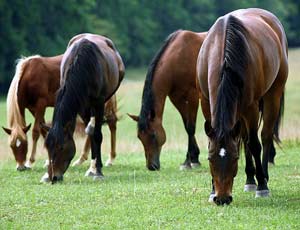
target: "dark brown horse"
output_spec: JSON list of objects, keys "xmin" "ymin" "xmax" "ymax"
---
[
  {"xmin": 3, "ymin": 54, "xmax": 118, "ymax": 171},
  {"xmin": 129, "ymin": 30, "xmax": 206, "ymax": 170},
  {"xmin": 197, "ymin": 8, "xmax": 288, "ymax": 205},
  {"xmin": 42, "ymin": 33, "xmax": 124, "ymax": 183}
]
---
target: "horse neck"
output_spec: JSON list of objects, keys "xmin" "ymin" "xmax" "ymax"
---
[{"xmin": 151, "ymin": 82, "xmax": 169, "ymax": 124}]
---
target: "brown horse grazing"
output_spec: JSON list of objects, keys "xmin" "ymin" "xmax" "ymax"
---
[
  {"xmin": 197, "ymin": 8, "xmax": 288, "ymax": 205},
  {"xmin": 129, "ymin": 30, "xmax": 206, "ymax": 170},
  {"xmin": 3, "ymin": 55, "xmax": 61, "ymax": 170},
  {"xmin": 3, "ymin": 55, "xmax": 119, "ymax": 171},
  {"xmin": 41, "ymin": 33, "xmax": 124, "ymax": 183}
]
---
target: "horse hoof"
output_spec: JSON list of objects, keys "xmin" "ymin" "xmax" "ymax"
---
[
  {"xmin": 191, "ymin": 162, "xmax": 201, "ymax": 169},
  {"xmin": 85, "ymin": 170, "xmax": 96, "ymax": 177},
  {"xmin": 40, "ymin": 173, "xmax": 50, "ymax": 183},
  {"xmin": 244, "ymin": 184, "xmax": 257, "ymax": 192},
  {"xmin": 105, "ymin": 161, "xmax": 113, "ymax": 167},
  {"xmin": 93, "ymin": 174, "xmax": 104, "ymax": 180},
  {"xmin": 25, "ymin": 161, "xmax": 33, "ymax": 169},
  {"xmin": 255, "ymin": 189, "xmax": 270, "ymax": 198},
  {"xmin": 208, "ymin": 192, "xmax": 216, "ymax": 203},
  {"xmin": 72, "ymin": 158, "xmax": 86, "ymax": 167},
  {"xmin": 179, "ymin": 164, "xmax": 192, "ymax": 171}
]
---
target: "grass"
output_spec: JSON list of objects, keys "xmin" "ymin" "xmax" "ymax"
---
[{"xmin": 0, "ymin": 49, "xmax": 300, "ymax": 229}]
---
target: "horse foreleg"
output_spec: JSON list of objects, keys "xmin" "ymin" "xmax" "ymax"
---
[
  {"xmin": 244, "ymin": 105, "xmax": 269, "ymax": 198},
  {"xmin": 26, "ymin": 103, "xmax": 46, "ymax": 168},
  {"xmin": 170, "ymin": 90, "xmax": 200, "ymax": 170},
  {"xmin": 243, "ymin": 138, "xmax": 257, "ymax": 192},
  {"xmin": 85, "ymin": 103, "xmax": 104, "ymax": 180}
]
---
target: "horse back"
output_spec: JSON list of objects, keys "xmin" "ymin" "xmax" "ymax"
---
[
  {"xmin": 63, "ymin": 34, "xmax": 124, "ymax": 101},
  {"xmin": 153, "ymin": 30, "xmax": 207, "ymax": 96},
  {"xmin": 18, "ymin": 55, "xmax": 62, "ymax": 109}
]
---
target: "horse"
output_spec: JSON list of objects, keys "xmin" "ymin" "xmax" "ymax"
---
[
  {"xmin": 197, "ymin": 8, "xmax": 288, "ymax": 205},
  {"xmin": 128, "ymin": 30, "xmax": 207, "ymax": 170},
  {"xmin": 3, "ymin": 54, "xmax": 119, "ymax": 171},
  {"xmin": 41, "ymin": 33, "xmax": 124, "ymax": 183}
]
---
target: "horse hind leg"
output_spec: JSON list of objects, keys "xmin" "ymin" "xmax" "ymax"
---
[
  {"xmin": 105, "ymin": 114, "xmax": 117, "ymax": 167},
  {"xmin": 72, "ymin": 136, "xmax": 90, "ymax": 167},
  {"xmin": 261, "ymin": 90, "xmax": 283, "ymax": 182}
]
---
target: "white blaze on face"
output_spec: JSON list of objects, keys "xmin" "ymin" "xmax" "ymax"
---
[
  {"xmin": 16, "ymin": 139, "xmax": 21, "ymax": 148},
  {"xmin": 219, "ymin": 148, "xmax": 226, "ymax": 158}
]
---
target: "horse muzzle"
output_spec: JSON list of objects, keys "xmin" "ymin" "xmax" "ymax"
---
[{"xmin": 213, "ymin": 195, "xmax": 233, "ymax": 205}]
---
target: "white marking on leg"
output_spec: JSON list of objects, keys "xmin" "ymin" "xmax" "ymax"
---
[
  {"xmin": 85, "ymin": 159, "xmax": 97, "ymax": 176},
  {"xmin": 85, "ymin": 117, "xmax": 96, "ymax": 135},
  {"xmin": 43, "ymin": 159, "xmax": 49, "ymax": 168},
  {"xmin": 40, "ymin": 172, "xmax": 50, "ymax": 183},
  {"xmin": 16, "ymin": 139, "xmax": 21, "ymax": 148},
  {"xmin": 25, "ymin": 160, "xmax": 32, "ymax": 168},
  {"xmin": 219, "ymin": 148, "xmax": 226, "ymax": 158}
]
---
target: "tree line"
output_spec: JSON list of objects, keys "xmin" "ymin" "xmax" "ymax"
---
[{"xmin": 0, "ymin": 0, "xmax": 299, "ymax": 94}]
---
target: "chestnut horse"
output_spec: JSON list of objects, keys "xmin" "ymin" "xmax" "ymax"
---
[
  {"xmin": 42, "ymin": 33, "xmax": 124, "ymax": 183},
  {"xmin": 197, "ymin": 8, "xmax": 288, "ymax": 205},
  {"xmin": 129, "ymin": 30, "xmax": 206, "ymax": 170},
  {"xmin": 3, "ymin": 54, "xmax": 118, "ymax": 171}
]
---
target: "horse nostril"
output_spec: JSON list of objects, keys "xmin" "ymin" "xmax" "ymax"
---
[{"xmin": 228, "ymin": 196, "xmax": 233, "ymax": 204}]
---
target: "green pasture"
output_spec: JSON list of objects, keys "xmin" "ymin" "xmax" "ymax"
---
[{"xmin": 0, "ymin": 50, "xmax": 300, "ymax": 229}]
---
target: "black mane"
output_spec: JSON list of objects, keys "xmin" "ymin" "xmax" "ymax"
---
[
  {"xmin": 46, "ymin": 39, "xmax": 104, "ymax": 152},
  {"xmin": 138, "ymin": 30, "xmax": 181, "ymax": 131},
  {"xmin": 215, "ymin": 15, "xmax": 249, "ymax": 140}
]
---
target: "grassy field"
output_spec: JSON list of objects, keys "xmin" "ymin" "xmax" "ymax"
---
[{"xmin": 0, "ymin": 50, "xmax": 300, "ymax": 229}]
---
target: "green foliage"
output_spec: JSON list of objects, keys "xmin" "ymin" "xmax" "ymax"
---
[{"xmin": 0, "ymin": 0, "xmax": 300, "ymax": 94}]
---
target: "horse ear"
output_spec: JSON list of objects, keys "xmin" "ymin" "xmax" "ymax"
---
[
  {"xmin": 127, "ymin": 113, "xmax": 139, "ymax": 122},
  {"xmin": 231, "ymin": 121, "xmax": 241, "ymax": 138},
  {"xmin": 40, "ymin": 122, "xmax": 51, "ymax": 133},
  {"xmin": 23, "ymin": 124, "xmax": 31, "ymax": 134},
  {"xmin": 204, "ymin": 120, "xmax": 215, "ymax": 138},
  {"xmin": 2, "ymin": 127, "xmax": 12, "ymax": 135}
]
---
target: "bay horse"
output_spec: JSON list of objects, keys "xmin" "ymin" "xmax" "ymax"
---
[
  {"xmin": 3, "ymin": 55, "xmax": 118, "ymax": 171},
  {"xmin": 197, "ymin": 8, "xmax": 288, "ymax": 205},
  {"xmin": 42, "ymin": 33, "xmax": 124, "ymax": 183},
  {"xmin": 129, "ymin": 30, "xmax": 207, "ymax": 170}
]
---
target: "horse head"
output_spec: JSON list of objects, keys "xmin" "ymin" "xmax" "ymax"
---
[
  {"xmin": 128, "ymin": 113, "xmax": 166, "ymax": 171},
  {"xmin": 205, "ymin": 121, "xmax": 241, "ymax": 205},
  {"xmin": 2, "ymin": 124, "xmax": 31, "ymax": 171},
  {"xmin": 41, "ymin": 121, "xmax": 76, "ymax": 183}
]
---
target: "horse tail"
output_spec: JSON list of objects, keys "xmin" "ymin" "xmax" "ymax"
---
[
  {"xmin": 273, "ymin": 91, "xmax": 285, "ymax": 144},
  {"xmin": 6, "ymin": 55, "xmax": 40, "ymax": 128},
  {"xmin": 215, "ymin": 15, "xmax": 249, "ymax": 139},
  {"xmin": 138, "ymin": 30, "xmax": 182, "ymax": 131}
]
